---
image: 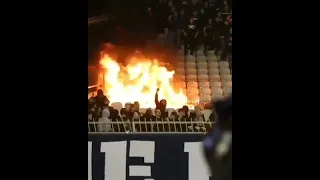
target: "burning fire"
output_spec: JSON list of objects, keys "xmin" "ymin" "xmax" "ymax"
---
[{"xmin": 99, "ymin": 53, "xmax": 189, "ymax": 108}]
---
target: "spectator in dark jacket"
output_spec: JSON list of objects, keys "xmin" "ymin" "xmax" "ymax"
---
[{"xmin": 95, "ymin": 89, "xmax": 109, "ymax": 108}]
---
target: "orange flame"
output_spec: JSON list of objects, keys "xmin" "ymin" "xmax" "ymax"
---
[{"xmin": 99, "ymin": 53, "xmax": 189, "ymax": 108}]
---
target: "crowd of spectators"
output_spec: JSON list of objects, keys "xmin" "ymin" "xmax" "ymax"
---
[
  {"xmin": 88, "ymin": 89, "xmax": 216, "ymax": 133},
  {"xmin": 141, "ymin": 0, "xmax": 232, "ymax": 58}
]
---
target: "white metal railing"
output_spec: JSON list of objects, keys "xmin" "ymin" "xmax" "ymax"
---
[{"xmin": 88, "ymin": 118, "xmax": 215, "ymax": 134}]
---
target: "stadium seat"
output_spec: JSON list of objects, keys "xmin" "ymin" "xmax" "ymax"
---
[
  {"xmin": 197, "ymin": 62, "xmax": 208, "ymax": 69},
  {"xmin": 177, "ymin": 62, "xmax": 185, "ymax": 69},
  {"xmin": 219, "ymin": 61, "xmax": 229, "ymax": 68},
  {"xmin": 176, "ymin": 55, "xmax": 184, "ymax": 62},
  {"xmin": 188, "ymin": 94, "xmax": 200, "ymax": 102},
  {"xmin": 186, "ymin": 75, "xmax": 197, "ymax": 82},
  {"xmin": 223, "ymin": 87, "xmax": 232, "ymax": 95},
  {"xmin": 186, "ymin": 68, "xmax": 197, "ymax": 75},
  {"xmin": 209, "ymin": 75, "xmax": 221, "ymax": 82},
  {"xmin": 186, "ymin": 55, "xmax": 195, "ymax": 62},
  {"xmin": 196, "ymin": 55, "xmax": 207, "ymax": 62},
  {"xmin": 139, "ymin": 108, "xmax": 148, "ymax": 114},
  {"xmin": 211, "ymin": 87, "xmax": 223, "ymax": 95},
  {"xmin": 207, "ymin": 50, "xmax": 215, "ymax": 56},
  {"xmin": 197, "ymin": 69, "xmax": 208, "ymax": 75},
  {"xmin": 199, "ymin": 81, "xmax": 210, "ymax": 88},
  {"xmin": 220, "ymin": 68, "xmax": 231, "ymax": 75},
  {"xmin": 222, "ymin": 81, "xmax": 232, "ymax": 88},
  {"xmin": 200, "ymin": 87, "xmax": 211, "ymax": 95},
  {"xmin": 202, "ymin": 109, "xmax": 213, "ymax": 121},
  {"xmin": 210, "ymin": 81, "xmax": 222, "ymax": 88},
  {"xmin": 211, "ymin": 94, "xmax": 224, "ymax": 101},
  {"xmin": 176, "ymin": 68, "xmax": 185, "ymax": 75},
  {"xmin": 186, "ymin": 62, "xmax": 196, "ymax": 68},
  {"xmin": 176, "ymin": 49, "xmax": 184, "ymax": 55},
  {"xmin": 187, "ymin": 82, "xmax": 198, "ymax": 88},
  {"xmin": 207, "ymin": 55, "xmax": 218, "ymax": 62},
  {"xmin": 200, "ymin": 94, "xmax": 211, "ymax": 102},
  {"xmin": 110, "ymin": 102, "xmax": 123, "ymax": 112},
  {"xmin": 208, "ymin": 68, "xmax": 219, "ymax": 75},
  {"xmin": 187, "ymin": 87, "xmax": 199, "ymax": 95},
  {"xmin": 175, "ymin": 75, "xmax": 186, "ymax": 81},
  {"xmin": 167, "ymin": 108, "xmax": 175, "ymax": 116},
  {"xmin": 221, "ymin": 74, "xmax": 232, "ymax": 81},
  {"xmin": 198, "ymin": 75, "xmax": 209, "ymax": 81},
  {"xmin": 208, "ymin": 62, "xmax": 219, "ymax": 68},
  {"xmin": 196, "ymin": 51, "xmax": 205, "ymax": 57}
]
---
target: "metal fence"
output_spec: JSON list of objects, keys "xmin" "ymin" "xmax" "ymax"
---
[{"xmin": 88, "ymin": 117, "xmax": 215, "ymax": 134}]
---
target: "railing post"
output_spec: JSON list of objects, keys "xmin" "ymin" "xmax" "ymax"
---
[{"xmin": 132, "ymin": 122, "xmax": 136, "ymax": 132}]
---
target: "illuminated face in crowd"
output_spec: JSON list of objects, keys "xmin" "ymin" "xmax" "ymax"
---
[{"xmin": 155, "ymin": 109, "xmax": 161, "ymax": 117}]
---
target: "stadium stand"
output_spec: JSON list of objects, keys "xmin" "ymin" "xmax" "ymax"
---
[{"xmin": 88, "ymin": 0, "xmax": 232, "ymax": 133}]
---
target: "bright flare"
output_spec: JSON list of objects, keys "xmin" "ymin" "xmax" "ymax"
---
[{"xmin": 99, "ymin": 54, "xmax": 189, "ymax": 108}]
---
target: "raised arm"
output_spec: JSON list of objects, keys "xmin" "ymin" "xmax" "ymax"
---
[{"xmin": 155, "ymin": 88, "xmax": 160, "ymax": 107}]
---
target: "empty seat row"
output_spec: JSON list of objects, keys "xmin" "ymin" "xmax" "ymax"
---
[
  {"xmin": 187, "ymin": 87, "xmax": 231, "ymax": 95},
  {"xmin": 185, "ymin": 74, "xmax": 232, "ymax": 82},
  {"xmin": 177, "ymin": 55, "xmax": 220, "ymax": 62},
  {"xmin": 176, "ymin": 68, "xmax": 231, "ymax": 76},
  {"xmin": 188, "ymin": 94, "xmax": 225, "ymax": 102}
]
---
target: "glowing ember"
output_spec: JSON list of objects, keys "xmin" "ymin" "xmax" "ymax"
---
[{"xmin": 99, "ymin": 53, "xmax": 188, "ymax": 108}]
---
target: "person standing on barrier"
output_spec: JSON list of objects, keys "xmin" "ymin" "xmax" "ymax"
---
[
  {"xmin": 203, "ymin": 95, "xmax": 232, "ymax": 180},
  {"xmin": 182, "ymin": 17, "xmax": 199, "ymax": 55}
]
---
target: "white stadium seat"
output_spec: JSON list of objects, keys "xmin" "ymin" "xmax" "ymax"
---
[
  {"xmin": 197, "ymin": 62, "xmax": 208, "ymax": 69},
  {"xmin": 197, "ymin": 69, "xmax": 208, "ymax": 75},
  {"xmin": 186, "ymin": 68, "xmax": 197, "ymax": 75},
  {"xmin": 187, "ymin": 94, "xmax": 200, "ymax": 102},
  {"xmin": 209, "ymin": 75, "xmax": 221, "ymax": 82},
  {"xmin": 221, "ymin": 74, "xmax": 232, "ymax": 81},
  {"xmin": 211, "ymin": 87, "xmax": 223, "ymax": 95},
  {"xmin": 196, "ymin": 50, "xmax": 204, "ymax": 56},
  {"xmin": 110, "ymin": 102, "xmax": 123, "ymax": 112},
  {"xmin": 176, "ymin": 55, "xmax": 184, "ymax": 62},
  {"xmin": 208, "ymin": 62, "xmax": 219, "ymax": 68},
  {"xmin": 220, "ymin": 68, "xmax": 231, "ymax": 75},
  {"xmin": 211, "ymin": 94, "xmax": 224, "ymax": 101},
  {"xmin": 187, "ymin": 87, "xmax": 199, "ymax": 95},
  {"xmin": 198, "ymin": 75, "xmax": 209, "ymax": 81},
  {"xmin": 207, "ymin": 55, "xmax": 218, "ymax": 62},
  {"xmin": 199, "ymin": 81, "xmax": 210, "ymax": 88},
  {"xmin": 186, "ymin": 62, "xmax": 196, "ymax": 68},
  {"xmin": 223, "ymin": 87, "xmax": 232, "ymax": 95},
  {"xmin": 222, "ymin": 81, "xmax": 232, "ymax": 88},
  {"xmin": 200, "ymin": 94, "xmax": 211, "ymax": 102},
  {"xmin": 177, "ymin": 62, "xmax": 185, "ymax": 69},
  {"xmin": 175, "ymin": 75, "xmax": 185, "ymax": 81},
  {"xmin": 210, "ymin": 81, "xmax": 222, "ymax": 88},
  {"xmin": 187, "ymin": 82, "xmax": 198, "ymax": 88},
  {"xmin": 175, "ymin": 68, "xmax": 185, "ymax": 75},
  {"xmin": 196, "ymin": 55, "xmax": 207, "ymax": 62},
  {"xmin": 200, "ymin": 87, "xmax": 211, "ymax": 95},
  {"xmin": 186, "ymin": 55, "xmax": 195, "ymax": 62},
  {"xmin": 186, "ymin": 75, "xmax": 197, "ymax": 82},
  {"xmin": 218, "ymin": 61, "xmax": 229, "ymax": 68},
  {"xmin": 208, "ymin": 68, "xmax": 219, "ymax": 75},
  {"xmin": 202, "ymin": 109, "xmax": 213, "ymax": 121},
  {"xmin": 176, "ymin": 49, "xmax": 184, "ymax": 55},
  {"xmin": 207, "ymin": 50, "xmax": 215, "ymax": 56}
]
